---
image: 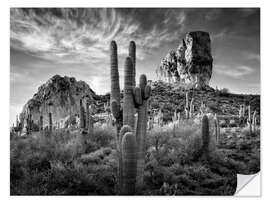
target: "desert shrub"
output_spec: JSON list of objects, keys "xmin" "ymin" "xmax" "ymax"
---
[{"xmin": 218, "ymin": 88, "xmax": 230, "ymax": 97}]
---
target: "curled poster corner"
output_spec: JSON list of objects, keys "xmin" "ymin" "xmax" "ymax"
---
[{"xmin": 235, "ymin": 172, "xmax": 261, "ymax": 196}]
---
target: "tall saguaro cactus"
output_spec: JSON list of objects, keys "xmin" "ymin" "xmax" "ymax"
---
[
  {"xmin": 110, "ymin": 40, "xmax": 151, "ymax": 194},
  {"xmin": 134, "ymin": 74, "xmax": 151, "ymax": 188},
  {"xmin": 122, "ymin": 131, "xmax": 137, "ymax": 195}
]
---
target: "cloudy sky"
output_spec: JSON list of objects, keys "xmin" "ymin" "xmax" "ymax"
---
[{"xmin": 10, "ymin": 8, "xmax": 260, "ymax": 125}]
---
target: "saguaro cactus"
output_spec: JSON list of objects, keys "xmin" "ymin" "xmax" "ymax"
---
[
  {"xmin": 133, "ymin": 74, "xmax": 151, "ymax": 188},
  {"xmin": 247, "ymin": 105, "xmax": 252, "ymax": 134},
  {"xmin": 214, "ymin": 114, "xmax": 220, "ymax": 145},
  {"xmin": 185, "ymin": 91, "xmax": 189, "ymax": 119},
  {"xmin": 129, "ymin": 41, "xmax": 136, "ymax": 87},
  {"xmin": 122, "ymin": 131, "xmax": 137, "ymax": 195},
  {"xmin": 85, "ymin": 100, "xmax": 90, "ymax": 130},
  {"xmin": 252, "ymin": 110, "xmax": 257, "ymax": 133},
  {"xmin": 88, "ymin": 104, "xmax": 94, "ymax": 136},
  {"xmin": 189, "ymin": 98, "xmax": 194, "ymax": 118},
  {"xmin": 201, "ymin": 115, "xmax": 210, "ymax": 157}
]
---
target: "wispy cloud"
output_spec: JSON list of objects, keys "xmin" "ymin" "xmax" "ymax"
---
[
  {"xmin": 215, "ymin": 64, "xmax": 254, "ymax": 78},
  {"xmin": 10, "ymin": 8, "xmax": 186, "ymax": 63}
]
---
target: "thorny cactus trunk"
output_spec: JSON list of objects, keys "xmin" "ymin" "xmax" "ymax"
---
[
  {"xmin": 122, "ymin": 131, "xmax": 137, "ymax": 195},
  {"xmin": 202, "ymin": 115, "xmax": 210, "ymax": 157},
  {"xmin": 214, "ymin": 114, "xmax": 220, "ymax": 145},
  {"xmin": 134, "ymin": 74, "xmax": 151, "ymax": 189}
]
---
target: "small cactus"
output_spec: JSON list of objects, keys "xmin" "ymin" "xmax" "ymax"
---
[
  {"xmin": 79, "ymin": 99, "xmax": 85, "ymax": 129},
  {"xmin": 201, "ymin": 115, "xmax": 210, "ymax": 157},
  {"xmin": 252, "ymin": 110, "xmax": 257, "ymax": 133},
  {"xmin": 214, "ymin": 114, "xmax": 220, "ymax": 145},
  {"xmin": 247, "ymin": 105, "xmax": 252, "ymax": 134},
  {"xmin": 185, "ymin": 91, "xmax": 189, "ymax": 119},
  {"xmin": 39, "ymin": 115, "xmax": 43, "ymax": 131},
  {"xmin": 85, "ymin": 100, "xmax": 89, "ymax": 130},
  {"xmin": 189, "ymin": 98, "xmax": 194, "ymax": 118},
  {"xmin": 121, "ymin": 131, "xmax": 137, "ymax": 195}
]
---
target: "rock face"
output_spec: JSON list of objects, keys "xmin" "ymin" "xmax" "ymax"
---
[
  {"xmin": 157, "ymin": 31, "xmax": 213, "ymax": 89},
  {"xmin": 20, "ymin": 75, "xmax": 96, "ymax": 129}
]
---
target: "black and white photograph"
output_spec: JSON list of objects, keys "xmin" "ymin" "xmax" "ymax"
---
[{"xmin": 9, "ymin": 7, "xmax": 260, "ymax": 196}]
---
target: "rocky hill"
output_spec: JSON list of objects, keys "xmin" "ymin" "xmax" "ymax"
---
[
  {"xmin": 20, "ymin": 75, "xmax": 97, "ymax": 128},
  {"xmin": 148, "ymin": 81, "xmax": 260, "ymax": 122}
]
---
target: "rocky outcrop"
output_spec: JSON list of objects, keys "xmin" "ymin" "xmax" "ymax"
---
[
  {"xmin": 19, "ymin": 75, "xmax": 96, "ymax": 129},
  {"xmin": 157, "ymin": 31, "xmax": 213, "ymax": 89}
]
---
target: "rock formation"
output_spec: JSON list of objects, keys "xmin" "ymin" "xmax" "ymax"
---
[
  {"xmin": 157, "ymin": 31, "xmax": 213, "ymax": 89},
  {"xmin": 19, "ymin": 75, "xmax": 96, "ymax": 130}
]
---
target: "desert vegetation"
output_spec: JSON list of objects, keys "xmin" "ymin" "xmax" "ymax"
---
[{"xmin": 10, "ymin": 40, "xmax": 260, "ymax": 195}]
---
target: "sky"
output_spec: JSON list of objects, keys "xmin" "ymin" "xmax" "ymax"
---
[{"xmin": 10, "ymin": 8, "xmax": 260, "ymax": 125}]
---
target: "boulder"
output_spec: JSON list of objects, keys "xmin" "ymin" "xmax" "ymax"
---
[{"xmin": 157, "ymin": 31, "xmax": 213, "ymax": 89}]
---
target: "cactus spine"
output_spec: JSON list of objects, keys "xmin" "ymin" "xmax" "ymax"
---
[
  {"xmin": 134, "ymin": 74, "xmax": 151, "ymax": 188},
  {"xmin": 122, "ymin": 131, "xmax": 137, "ymax": 195},
  {"xmin": 202, "ymin": 115, "xmax": 210, "ymax": 157}
]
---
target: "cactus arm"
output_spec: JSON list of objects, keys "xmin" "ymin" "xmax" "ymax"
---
[
  {"xmin": 110, "ymin": 41, "xmax": 121, "ymax": 104},
  {"xmin": 129, "ymin": 41, "xmax": 136, "ymax": 87}
]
